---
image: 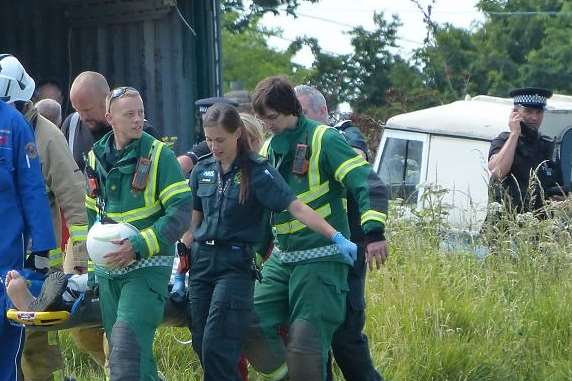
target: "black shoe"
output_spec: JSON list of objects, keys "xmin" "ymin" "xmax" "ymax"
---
[{"xmin": 28, "ymin": 271, "xmax": 72, "ymax": 312}]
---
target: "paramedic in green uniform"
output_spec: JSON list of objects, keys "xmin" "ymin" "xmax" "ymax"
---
[
  {"xmin": 187, "ymin": 103, "xmax": 357, "ymax": 381},
  {"xmin": 85, "ymin": 87, "xmax": 192, "ymax": 380},
  {"xmin": 243, "ymin": 76, "xmax": 389, "ymax": 381}
]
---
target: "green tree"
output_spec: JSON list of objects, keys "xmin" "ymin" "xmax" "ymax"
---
[
  {"xmin": 221, "ymin": 12, "xmax": 309, "ymax": 92},
  {"xmin": 222, "ymin": 0, "xmax": 320, "ymax": 31}
]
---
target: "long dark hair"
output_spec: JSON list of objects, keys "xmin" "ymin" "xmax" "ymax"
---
[{"xmin": 203, "ymin": 103, "xmax": 252, "ymax": 204}]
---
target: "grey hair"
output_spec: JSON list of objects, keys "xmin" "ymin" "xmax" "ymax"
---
[
  {"xmin": 35, "ymin": 98, "xmax": 62, "ymax": 126},
  {"xmin": 294, "ymin": 85, "xmax": 327, "ymax": 114}
]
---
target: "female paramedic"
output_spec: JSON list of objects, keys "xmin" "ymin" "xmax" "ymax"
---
[{"xmin": 186, "ymin": 103, "xmax": 357, "ymax": 381}]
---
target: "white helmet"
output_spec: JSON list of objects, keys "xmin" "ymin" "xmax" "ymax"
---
[
  {"xmin": 0, "ymin": 54, "xmax": 35, "ymax": 103},
  {"xmin": 86, "ymin": 222, "xmax": 140, "ymax": 268}
]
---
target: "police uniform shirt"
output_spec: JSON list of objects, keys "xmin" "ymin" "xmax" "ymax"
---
[
  {"xmin": 489, "ymin": 131, "xmax": 560, "ymax": 211},
  {"xmin": 336, "ymin": 120, "xmax": 370, "ymax": 243},
  {"xmin": 191, "ymin": 153, "xmax": 296, "ymax": 243}
]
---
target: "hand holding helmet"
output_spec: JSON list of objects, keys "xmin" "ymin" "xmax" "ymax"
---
[{"xmin": 86, "ymin": 222, "xmax": 139, "ymax": 268}]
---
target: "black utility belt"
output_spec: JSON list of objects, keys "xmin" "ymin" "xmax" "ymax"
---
[{"xmin": 198, "ymin": 240, "xmax": 250, "ymax": 249}]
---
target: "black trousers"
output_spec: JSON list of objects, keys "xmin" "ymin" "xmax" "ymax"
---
[
  {"xmin": 188, "ymin": 243, "xmax": 254, "ymax": 381},
  {"xmin": 327, "ymin": 247, "xmax": 384, "ymax": 381}
]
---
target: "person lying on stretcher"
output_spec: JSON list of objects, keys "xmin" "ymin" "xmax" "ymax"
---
[{"xmin": 5, "ymin": 265, "xmax": 188, "ymax": 328}]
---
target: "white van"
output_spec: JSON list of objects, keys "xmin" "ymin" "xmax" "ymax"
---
[{"xmin": 372, "ymin": 94, "xmax": 572, "ymax": 234}]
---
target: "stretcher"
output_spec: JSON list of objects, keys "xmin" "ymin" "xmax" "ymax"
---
[{"xmin": 6, "ymin": 282, "xmax": 189, "ymax": 331}]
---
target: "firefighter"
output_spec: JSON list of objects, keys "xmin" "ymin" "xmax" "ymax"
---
[
  {"xmin": 243, "ymin": 76, "xmax": 389, "ymax": 380},
  {"xmin": 0, "ymin": 54, "xmax": 56, "ymax": 381}
]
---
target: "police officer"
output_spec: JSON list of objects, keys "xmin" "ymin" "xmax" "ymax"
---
[
  {"xmin": 488, "ymin": 87, "xmax": 565, "ymax": 216},
  {"xmin": 85, "ymin": 86, "xmax": 192, "ymax": 380},
  {"xmin": 187, "ymin": 103, "xmax": 357, "ymax": 381},
  {"xmin": 0, "ymin": 54, "xmax": 56, "ymax": 381},
  {"xmin": 295, "ymin": 84, "xmax": 384, "ymax": 381}
]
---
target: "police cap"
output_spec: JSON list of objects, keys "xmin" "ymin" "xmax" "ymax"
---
[
  {"xmin": 509, "ymin": 87, "xmax": 553, "ymax": 110},
  {"xmin": 195, "ymin": 97, "xmax": 239, "ymax": 115}
]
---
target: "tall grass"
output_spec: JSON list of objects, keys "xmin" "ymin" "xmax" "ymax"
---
[{"xmin": 60, "ymin": 196, "xmax": 572, "ymax": 380}]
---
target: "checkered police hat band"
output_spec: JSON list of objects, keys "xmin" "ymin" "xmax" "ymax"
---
[{"xmin": 514, "ymin": 94, "xmax": 546, "ymax": 107}]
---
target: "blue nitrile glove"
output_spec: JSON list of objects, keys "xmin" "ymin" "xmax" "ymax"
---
[
  {"xmin": 170, "ymin": 274, "xmax": 187, "ymax": 304},
  {"xmin": 331, "ymin": 232, "xmax": 357, "ymax": 266}
]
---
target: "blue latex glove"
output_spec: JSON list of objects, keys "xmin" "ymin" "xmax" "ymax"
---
[
  {"xmin": 170, "ymin": 273, "xmax": 187, "ymax": 303},
  {"xmin": 331, "ymin": 232, "xmax": 357, "ymax": 266}
]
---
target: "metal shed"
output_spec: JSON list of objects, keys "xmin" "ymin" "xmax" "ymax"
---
[{"xmin": 0, "ymin": 0, "xmax": 222, "ymax": 153}]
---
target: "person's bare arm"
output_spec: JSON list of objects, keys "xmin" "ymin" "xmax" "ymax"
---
[
  {"xmin": 287, "ymin": 200, "xmax": 336, "ymax": 239},
  {"xmin": 489, "ymin": 111, "xmax": 521, "ymax": 179},
  {"xmin": 179, "ymin": 210, "xmax": 203, "ymax": 247}
]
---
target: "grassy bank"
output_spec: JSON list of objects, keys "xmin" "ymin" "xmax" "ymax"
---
[{"xmin": 60, "ymin": 206, "xmax": 572, "ymax": 380}]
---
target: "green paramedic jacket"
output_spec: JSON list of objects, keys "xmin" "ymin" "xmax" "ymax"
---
[
  {"xmin": 85, "ymin": 131, "xmax": 192, "ymax": 276},
  {"xmin": 264, "ymin": 116, "xmax": 388, "ymax": 263}
]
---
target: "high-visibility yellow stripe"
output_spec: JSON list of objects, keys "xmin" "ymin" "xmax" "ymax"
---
[
  {"xmin": 69, "ymin": 224, "xmax": 88, "ymax": 242},
  {"xmin": 159, "ymin": 180, "xmax": 190, "ymax": 204},
  {"xmin": 360, "ymin": 210, "xmax": 387, "ymax": 225},
  {"xmin": 49, "ymin": 248, "xmax": 63, "ymax": 267},
  {"xmin": 298, "ymin": 181, "xmax": 329, "ymax": 204},
  {"xmin": 88, "ymin": 151, "xmax": 96, "ymax": 167},
  {"xmin": 274, "ymin": 203, "xmax": 331, "ymax": 235},
  {"xmin": 141, "ymin": 228, "xmax": 160, "ymax": 256},
  {"xmin": 85, "ymin": 195, "xmax": 97, "ymax": 211},
  {"xmin": 334, "ymin": 155, "xmax": 368, "ymax": 183},
  {"xmin": 260, "ymin": 363, "xmax": 288, "ymax": 381},
  {"xmin": 106, "ymin": 203, "xmax": 162, "ymax": 223},
  {"xmin": 308, "ymin": 125, "xmax": 328, "ymax": 189},
  {"xmin": 87, "ymin": 260, "xmax": 95, "ymax": 272},
  {"xmin": 260, "ymin": 138, "xmax": 271, "ymax": 158},
  {"xmin": 144, "ymin": 142, "xmax": 164, "ymax": 207}
]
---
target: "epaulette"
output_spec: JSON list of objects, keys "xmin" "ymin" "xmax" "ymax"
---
[
  {"xmin": 334, "ymin": 120, "xmax": 352, "ymax": 131},
  {"xmin": 197, "ymin": 152, "xmax": 214, "ymax": 162},
  {"xmin": 540, "ymin": 134, "xmax": 555, "ymax": 143}
]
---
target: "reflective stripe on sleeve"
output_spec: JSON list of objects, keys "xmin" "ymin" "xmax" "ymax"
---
[
  {"xmin": 334, "ymin": 155, "xmax": 369, "ymax": 183},
  {"xmin": 158, "ymin": 180, "xmax": 191, "ymax": 205},
  {"xmin": 69, "ymin": 224, "xmax": 88, "ymax": 243},
  {"xmin": 49, "ymin": 248, "xmax": 63, "ymax": 267},
  {"xmin": 141, "ymin": 228, "xmax": 160, "ymax": 256},
  {"xmin": 360, "ymin": 210, "xmax": 387, "ymax": 225}
]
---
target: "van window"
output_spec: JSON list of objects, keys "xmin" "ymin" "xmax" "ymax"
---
[{"xmin": 378, "ymin": 137, "xmax": 423, "ymax": 204}]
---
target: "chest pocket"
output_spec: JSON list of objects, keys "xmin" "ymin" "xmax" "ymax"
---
[{"xmin": 196, "ymin": 183, "xmax": 217, "ymax": 216}]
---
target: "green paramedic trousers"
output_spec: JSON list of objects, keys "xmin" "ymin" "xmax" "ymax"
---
[
  {"xmin": 98, "ymin": 266, "xmax": 171, "ymax": 381},
  {"xmin": 244, "ymin": 254, "xmax": 349, "ymax": 380}
]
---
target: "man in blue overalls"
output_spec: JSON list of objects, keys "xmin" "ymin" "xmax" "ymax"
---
[{"xmin": 0, "ymin": 53, "xmax": 56, "ymax": 381}]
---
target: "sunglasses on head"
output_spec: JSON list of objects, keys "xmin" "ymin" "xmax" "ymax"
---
[{"xmin": 108, "ymin": 86, "xmax": 139, "ymax": 111}]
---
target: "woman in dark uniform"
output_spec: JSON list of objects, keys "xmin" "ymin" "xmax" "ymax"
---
[{"xmin": 187, "ymin": 103, "xmax": 356, "ymax": 381}]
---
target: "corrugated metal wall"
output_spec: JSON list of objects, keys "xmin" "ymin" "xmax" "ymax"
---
[{"xmin": 0, "ymin": 0, "xmax": 221, "ymax": 153}]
